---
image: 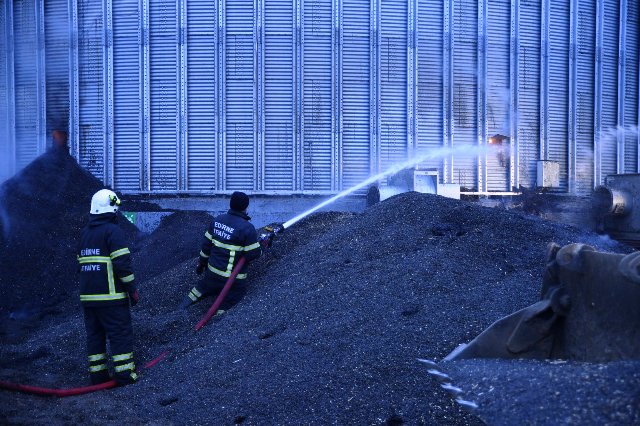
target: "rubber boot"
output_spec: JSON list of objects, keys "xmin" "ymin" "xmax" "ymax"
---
[
  {"xmin": 114, "ymin": 369, "xmax": 138, "ymax": 386},
  {"xmin": 179, "ymin": 295, "xmax": 195, "ymax": 310},
  {"xmin": 90, "ymin": 370, "xmax": 111, "ymax": 385}
]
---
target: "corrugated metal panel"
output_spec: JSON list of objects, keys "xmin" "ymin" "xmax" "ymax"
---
[
  {"xmin": 624, "ymin": 0, "xmax": 639, "ymax": 173},
  {"xmin": 18, "ymin": 0, "xmax": 634, "ymax": 194},
  {"xmin": 44, "ymin": 0, "xmax": 69, "ymax": 145},
  {"xmin": 600, "ymin": 0, "xmax": 619, "ymax": 182},
  {"xmin": 380, "ymin": 0, "xmax": 407, "ymax": 172},
  {"xmin": 225, "ymin": 0, "xmax": 255, "ymax": 190},
  {"xmin": 416, "ymin": 0, "xmax": 442, "ymax": 171},
  {"xmin": 548, "ymin": 0, "xmax": 570, "ymax": 190},
  {"xmin": 486, "ymin": 0, "xmax": 510, "ymax": 191},
  {"xmin": 264, "ymin": 0, "xmax": 294, "ymax": 191},
  {"xmin": 13, "ymin": 0, "xmax": 39, "ymax": 170},
  {"xmin": 77, "ymin": 0, "xmax": 105, "ymax": 179},
  {"xmin": 303, "ymin": 0, "xmax": 332, "ymax": 190},
  {"xmin": 0, "ymin": 2, "xmax": 9, "ymax": 181},
  {"xmin": 575, "ymin": 1, "xmax": 595, "ymax": 194},
  {"xmin": 452, "ymin": 0, "xmax": 477, "ymax": 190},
  {"xmin": 187, "ymin": 0, "xmax": 218, "ymax": 190},
  {"xmin": 518, "ymin": 0, "xmax": 541, "ymax": 189},
  {"xmin": 112, "ymin": 0, "xmax": 141, "ymax": 190},
  {"xmin": 149, "ymin": 1, "xmax": 178, "ymax": 190},
  {"xmin": 342, "ymin": 0, "xmax": 370, "ymax": 188}
]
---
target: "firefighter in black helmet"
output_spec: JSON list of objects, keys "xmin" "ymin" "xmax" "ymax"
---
[
  {"xmin": 180, "ymin": 191, "xmax": 262, "ymax": 309},
  {"xmin": 78, "ymin": 189, "xmax": 139, "ymax": 385}
]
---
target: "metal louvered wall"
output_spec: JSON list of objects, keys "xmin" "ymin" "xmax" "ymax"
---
[
  {"xmin": 380, "ymin": 0, "xmax": 407, "ymax": 173},
  {"xmin": 547, "ymin": 0, "xmax": 571, "ymax": 191},
  {"xmin": 1, "ymin": 0, "xmax": 639, "ymax": 195},
  {"xmin": 186, "ymin": 0, "xmax": 218, "ymax": 191},
  {"xmin": 597, "ymin": 0, "xmax": 620, "ymax": 185},
  {"xmin": 225, "ymin": 0, "xmax": 255, "ymax": 190},
  {"xmin": 149, "ymin": 1, "xmax": 179, "ymax": 191},
  {"xmin": 112, "ymin": 0, "xmax": 142, "ymax": 191},
  {"xmin": 574, "ymin": 0, "xmax": 596, "ymax": 194},
  {"xmin": 44, "ymin": 0, "xmax": 69, "ymax": 149},
  {"xmin": 0, "ymin": 0, "xmax": 10, "ymax": 181},
  {"xmin": 76, "ymin": 0, "xmax": 105, "ymax": 179},
  {"xmin": 518, "ymin": 0, "xmax": 541, "ymax": 189},
  {"xmin": 341, "ymin": 0, "xmax": 371, "ymax": 189},
  {"xmin": 416, "ymin": 0, "xmax": 442, "ymax": 174},
  {"xmin": 13, "ymin": 0, "xmax": 41, "ymax": 170},
  {"xmin": 486, "ymin": 0, "xmax": 511, "ymax": 191},
  {"xmin": 303, "ymin": 0, "xmax": 333, "ymax": 190},
  {"xmin": 263, "ymin": 0, "xmax": 295, "ymax": 191},
  {"xmin": 452, "ymin": 0, "xmax": 478, "ymax": 190},
  {"xmin": 623, "ymin": 0, "xmax": 639, "ymax": 174}
]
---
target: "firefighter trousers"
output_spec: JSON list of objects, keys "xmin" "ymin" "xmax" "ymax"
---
[
  {"xmin": 83, "ymin": 304, "xmax": 137, "ymax": 385},
  {"xmin": 182, "ymin": 272, "xmax": 247, "ymax": 309}
]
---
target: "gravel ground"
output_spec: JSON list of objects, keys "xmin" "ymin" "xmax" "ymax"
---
[
  {"xmin": 0, "ymin": 191, "xmax": 634, "ymax": 425},
  {"xmin": 442, "ymin": 359, "xmax": 640, "ymax": 425}
]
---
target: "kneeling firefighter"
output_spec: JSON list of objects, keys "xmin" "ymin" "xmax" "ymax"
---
[
  {"xmin": 78, "ymin": 189, "xmax": 140, "ymax": 385},
  {"xmin": 180, "ymin": 191, "xmax": 262, "ymax": 309}
]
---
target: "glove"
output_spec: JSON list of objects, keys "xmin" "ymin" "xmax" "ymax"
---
[
  {"xmin": 196, "ymin": 259, "xmax": 207, "ymax": 275},
  {"xmin": 258, "ymin": 232, "xmax": 273, "ymax": 249},
  {"xmin": 129, "ymin": 289, "xmax": 139, "ymax": 307}
]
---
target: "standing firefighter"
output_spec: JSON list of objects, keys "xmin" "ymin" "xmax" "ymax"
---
[
  {"xmin": 180, "ymin": 191, "xmax": 262, "ymax": 309},
  {"xmin": 78, "ymin": 189, "xmax": 139, "ymax": 385}
]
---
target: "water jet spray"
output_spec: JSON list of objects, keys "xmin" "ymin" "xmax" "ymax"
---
[{"xmin": 281, "ymin": 144, "xmax": 490, "ymax": 230}]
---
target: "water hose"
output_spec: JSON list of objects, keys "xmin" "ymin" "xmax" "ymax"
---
[
  {"xmin": 0, "ymin": 379, "xmax": 118, "ymax": 397},
  {"xmin": 0, "ymin": 349, "xmax": 170, "ymax": 397},
  {"xmin": 195, "ymin": 257, "xmax": 246, "ymax": 331}
]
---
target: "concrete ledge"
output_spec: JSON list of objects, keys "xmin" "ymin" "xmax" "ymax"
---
[{"xmin": 122, "ymin": 195, "xmax": 367, "ymax": 233}]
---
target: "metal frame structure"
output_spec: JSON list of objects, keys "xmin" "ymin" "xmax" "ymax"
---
[
  {"xmin": 4, "ymin": 0, "xmax": 16, "ymax": 176},
  {"xmin": 617, "ymin": 0, "xmax": 627, "ymax": 174},
  {"xmin": 477, "ymin": 0, "xmax": 487, "ymax": 193},
  {"xmin": 568, "ymin": 0, "xmax": 578, "ymax": 194},
  {"xmin": 104, "ymin": 0, "xmax": 113, "ymax": 187},
  {"xmin": 35, "ymin": 0, "xmax": 46, "ymax": 154},
  {"xmin": 539, "ymin": 0, "xmax": 549, "ymax": 162},
  {"xmin": 443, "ymin": 0, "xmax": 454, "ymax": 184},
  {"xmin": 369, "ymin": 0, "xmax": 380, "ymax": 178},
  {"xmin": 509, "ymin": 0, "xmax": 520, "ymax": 190},
  {"xmin": 1, "ymin": 0, "xmax": 639, "ymax": 196},
  {"xmin": 593, "ymin": 0, "xmax": 603, "ymax": 187}
]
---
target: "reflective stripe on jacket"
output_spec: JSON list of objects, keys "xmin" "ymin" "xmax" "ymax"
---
[
  {"xmin": 78, "ymin": 213, "xmax": 136, "ymax": 306},
  {"xmin": 200, "ymin": 209, "xmax": 262, "ymax": 280}
]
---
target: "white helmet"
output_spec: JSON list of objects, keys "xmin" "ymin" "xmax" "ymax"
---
[{"xmin": 90, "ymin": 189, "xmax": 121, "ymax": 214}]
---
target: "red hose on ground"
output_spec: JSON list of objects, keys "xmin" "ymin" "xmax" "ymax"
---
[
  {"xmin": 0, "ymin": 349, "xmax": 169, "ymax": 397},
  {"xmin": 0, "ymin": 379, "xmax": 118, "ymax": 397},
  {"xmin": 144, "ymin": 350, "xmax": 170, "ymax": 369},
  {"xmin": 195, "ymin": 257, "xmax": 246, "ymax": 331}
]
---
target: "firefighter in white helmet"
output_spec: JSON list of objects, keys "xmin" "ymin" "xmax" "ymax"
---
[{"xmin": 78, "ymin": 189, "xmax": 139, "ymax": 385}]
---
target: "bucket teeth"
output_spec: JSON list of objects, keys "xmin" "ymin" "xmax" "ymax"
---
[
  {"xmin": 441, "ymin": 383, "xmax": 463, "ymax": 395},
  {"xmin": 455, "ymin": 399, "xmax": 478, "ymax": 410},
  {"xmin": 426, "ymin": 369, "xmax": 450, "ymax": 381}
]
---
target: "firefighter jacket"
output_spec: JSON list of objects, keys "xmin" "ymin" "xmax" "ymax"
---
[
  {"xmin": 78, "ymin": 213, "xmax": 136, "ymax": 307},
  {"xmin": 199, "ymin": 209, "xmax": 262, "ymax": 281}
]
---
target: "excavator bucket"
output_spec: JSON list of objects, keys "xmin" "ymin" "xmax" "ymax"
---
[{"xmin": 446, "ymin": 243, "xmax": 640, "ymax": 362}]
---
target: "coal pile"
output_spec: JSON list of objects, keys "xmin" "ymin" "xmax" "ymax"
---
[
  {"xmin": 0, "ymin": 149, "xmax": 139, "ymax": 339},
  {"xmin": 1, "ymin": 192, "xmax": 634, "ymax": 425},
  {"xmin": 132, "ymin": 210, "xmax": 213, "ymax": 283}
]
